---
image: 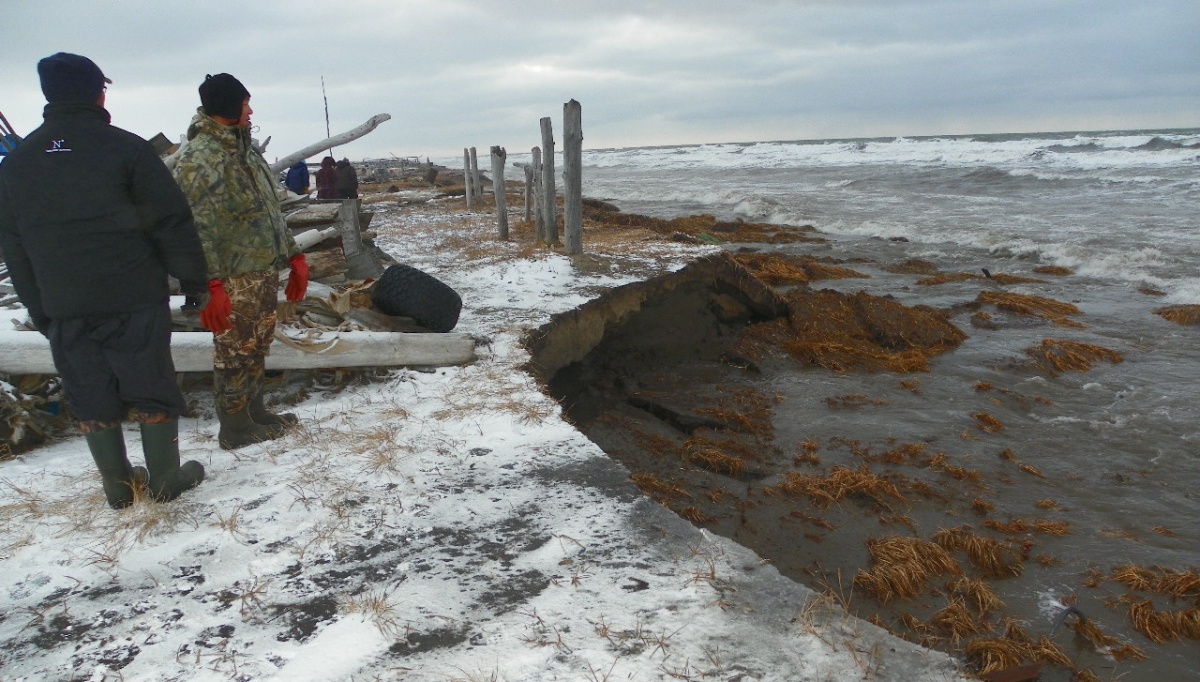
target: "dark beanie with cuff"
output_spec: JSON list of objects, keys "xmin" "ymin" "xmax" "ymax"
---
[
  {"xmin": 38, "ymin": 52, "xmax": 111, "ymax": 103},
  {"xmin": 198, "ymin": 73, "xmax": 250, "ymax": 119}
]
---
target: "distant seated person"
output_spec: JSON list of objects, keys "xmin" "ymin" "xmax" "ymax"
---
[
  {"xmin": 335, "ymin": 158, "xmax": 358, "ymax": 199},
  {"xmin": 284, "ymin": 159, "xmax": 309, "ymax": 195},
  {"xmin": 315, "ymin": 156, "xmax": 336, "ymax": 199}
]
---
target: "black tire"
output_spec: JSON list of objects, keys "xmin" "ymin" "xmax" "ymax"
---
[{"xmin": 370, "ymin": 264, "xmax": 462, "ymax": 332}]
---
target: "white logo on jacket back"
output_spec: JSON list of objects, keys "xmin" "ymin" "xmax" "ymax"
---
[{"xmin": 46, "ymin": 139, "xmax": 72, "ymax": 153}]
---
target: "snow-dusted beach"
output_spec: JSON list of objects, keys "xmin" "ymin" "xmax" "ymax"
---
[{"xmin": 0, "ymin": 193, "xmax": 968, "ymax": 681}]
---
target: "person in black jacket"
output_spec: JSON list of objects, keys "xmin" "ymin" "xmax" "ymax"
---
[{"xmin": 0, "ymin": 53, "xmax": 209, "ymax": 507}]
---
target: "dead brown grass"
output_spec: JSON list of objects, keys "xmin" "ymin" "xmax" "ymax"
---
[
  {"xmin": 681, "ymin": 444, "xmax": 746, "ymax": 478},
  {"xmin": 581, "ymin": 202, "xmax": 825, "ymax": 245},
  {"xmin": 630, "ymin": 472, "xmax": 693, "ymax": 503},
  {"xmin": 1127, "ymin": 600, "xmax": 1200, "ymax": 643},
  {"xmin": 825, "ymin": 394, "xmax": 889, "ymax": 408},
  {"xmin": 929, "ymin": 597, "xmax": 989, "ymax": 643},
  {"xmin": 731, "ymin": 253, "xmax": 811, "ymax": 286},
  {"xmin": 976, "ymin": 291, "xmax": 1084, "ymax": 327},
  {"xmin": 693, "ymin": 386, "xmax": 779, "ymax": 439},
  {"xmin": 802, "ymin": 260, "xmax": 870, "ymax": 281},
  {"xmin": 853, "ymin": 536, "xmax": 962, "ymax": 604},
  {"xmin": 1032, "ymin": 265, "xmax": 1073, "ymax": 276},
  {"xmin": 933, "ymin": 526, "xmax": 1025, "ymax": 578},
  {"xmin": 1153, "ymin": 304, "xmax": 1200, "ymax": 326},
  {"xmin": 916, "ymin": 272, "xmax": 981, "ymax": 286},
  {"xmin": 988, "ymin": 273, "xmax": 1047, "ymax": 285},
  {"xmin": 947, "ymin": 576, "xmax": 1005, "ymax": 614},
  {"xmin": 885, "ymin": 259, "xmax": 940, "ymax": 275},
  {"xmin": 771, "ymin": 465, "xmax": 907, "ymax": 510},
  {"xmin": 982, "ymin": 518, "xmax": 1071, "ymax": 536},
  {"xmin": 971, "ymin": 412, "xmax": 1004, "ymax": 433},
  {"xmin": 1110, "ymin": 565, "xmax": 1200, "ymax": 600},
  {"xmin": 732, "ymin": 289, "xmax": 967, "ymax": 373},
  {"xmin": 1024, "ymin": 339, "xmax": 1123, "ymax": 375},
  {"xmin": 963, "ymin": 637, "xmax": 1028, "ymax": 675}
]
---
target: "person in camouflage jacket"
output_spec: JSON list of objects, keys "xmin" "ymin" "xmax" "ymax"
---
[{"xmin": 171, "ymin": 73, "xmax": 309, "ymax": 450}]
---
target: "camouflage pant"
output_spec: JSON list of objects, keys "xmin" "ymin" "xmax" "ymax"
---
[
  {"xmin": 213, "ymin": 270, "xmax": 278, "ymax": 371},
  {"xmin": 213, "ymin": 271, "xmax": 278, "ymax": 414}
]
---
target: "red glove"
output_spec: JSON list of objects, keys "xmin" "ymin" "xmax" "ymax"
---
[
  {"xmin": 285, "ymin": 253, "xmax": 309, "ymax": 302},
  {"xmin": 200, "ymin": 279, "xmax": 232, "ymax": 334}
]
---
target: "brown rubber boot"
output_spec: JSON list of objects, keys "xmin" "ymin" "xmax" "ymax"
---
[
  {"xmin": 215, "ymin": 366, "xmax": 285, "ymax": 449},
  {"xmin": 141, "ymin": 419, "xmax": 204, "ymax": 502},
  {"xmin": 83, "ymin": 425, "xmax": 148, "ymax": 509},
  {"xmin": 247, "ymin": 356, "xmax": 298, "ymax": 427}
]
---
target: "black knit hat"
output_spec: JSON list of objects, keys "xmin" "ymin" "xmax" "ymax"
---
[
  {"xmin": 198, "ymin": 73, "xmax": 250, "ymax": 119},
  {"xmin": 37, "ymin": 52, "xmax": 111, "ymax": 103}
]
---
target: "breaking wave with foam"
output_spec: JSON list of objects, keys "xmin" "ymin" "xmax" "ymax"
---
[{"xmin": 578, "ymin": 128, "xmax": 1200, "ymax": 301}]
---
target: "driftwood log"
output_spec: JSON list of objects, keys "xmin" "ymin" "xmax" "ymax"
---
[
  {"xmin": 162, "ymin": 114, "xmax": 391, "ymax": 171},
  {"xmin": 0, "ymin": 329, "xmax": 475, "ymax": 374},
  {"xmin": 269, "ymin": 114, "xmax": 392, "ymax": 173}
]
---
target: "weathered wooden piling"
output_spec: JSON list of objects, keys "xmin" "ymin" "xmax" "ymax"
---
[
  {"xmin": 463, "ymin": 148, "xmax": 474, "ymax": 209},
  {"xmin": 563, "ymin": 99, "xmax": 583, "ymax": 255},
  {"xmin": 540, "ymin": 117, "xmax": 558, "ymax": 245},
  {"xmin": 491, "ymin": 145, "xmax": 508, "ymax": 240},
  {"xmin": 523, "ymin": 163, "xmax": 535, "ymax": 224},
  {"xmin": 531, "ymin": 146, "xmax": 546, "ymax": 241},
  {"xmin": 469, "ymin": 146, "xmax": 482, "ymax": 203}
]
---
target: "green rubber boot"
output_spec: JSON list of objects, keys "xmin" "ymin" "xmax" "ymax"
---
[
  {"xmin": 216, "ymin": 366, "xmax": 285, "ymax": 450},
  {"xmin": 84, "ymin": 426, "xmax": 147, "ymax": 509},
  {"xmin": 141, "ymin": 420, "xmax": 205, "ymax": 502}
]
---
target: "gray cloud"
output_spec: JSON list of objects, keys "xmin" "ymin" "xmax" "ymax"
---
[{"xmin": 2, "ymin": 0, "xmax": 1195, "ymax": 162}]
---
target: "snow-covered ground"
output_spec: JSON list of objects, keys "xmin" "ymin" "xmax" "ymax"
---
[{"xmin": 0, "ymin": 195, "xmax": 968, "ymax": 681}]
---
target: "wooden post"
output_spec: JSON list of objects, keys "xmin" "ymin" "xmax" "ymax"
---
[
  {"xmin": 490, "ymin": 146, "xmax": 508, "ymax": 240},
  {"xmin": 463, "ymin": 148, "xmax": 474, "ymax": 209},
  {"xmin": 523, "ymin": 163, "xmax": 534, "ymax": 224},
  {"xmin": 338, "ymin": 198, "xmax": 383, "ymax": 280},
  {"xmin": 563, "ymin": 100, "xmax": 583, "ymax": 255},
  {"xmin": 531, "ymin": 146, "xmax": 545, "ymax": 241},
  {"xmin": 540, "ymin": 117, "xmax": 558, "ymax": 245},
  {"xmin": 469, "ymin": 147, "xmax": 482, "ymax": 203}
]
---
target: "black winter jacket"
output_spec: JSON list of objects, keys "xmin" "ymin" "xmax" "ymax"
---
[{"xmin": 0, "ymin": 103, "xmax": 207, "ymax": 329}]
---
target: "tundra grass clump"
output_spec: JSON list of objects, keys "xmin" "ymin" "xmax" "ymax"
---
[
  {"xmin": 977, "ymin": 291, "xmax": 1084, "ymax": 327},
  {"xmin": 853, "ymin": 536, "xmax": 962, "ymax": 603},
  {"xmin": 1153, "ymin": 304, "xmax": 1200, "ymax": 326},
  {"xmin": 1024, "ymin": 339, "xmax": 1123, "ymax": 375},
  {"xmin": 734, "ymin": 289, "xmax": 967, "ymax": 373}
]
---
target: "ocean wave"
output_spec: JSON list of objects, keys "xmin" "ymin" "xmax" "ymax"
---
[{"xmin": 578, "ymin": 129, "xmax": 1200, "ymax": 173}]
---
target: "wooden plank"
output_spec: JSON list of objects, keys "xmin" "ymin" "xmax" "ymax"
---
[{"xmin": 0, "ymin": 329, "xmax": 476, "ymax": 374}]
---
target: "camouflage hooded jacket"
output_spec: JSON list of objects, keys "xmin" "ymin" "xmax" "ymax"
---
[{"xmin": 171, "ymin": 109, "xmax": 297, "ymax": 281}]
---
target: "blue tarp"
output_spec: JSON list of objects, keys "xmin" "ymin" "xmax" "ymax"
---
[{"xmin": 0, "ymin": 134, "xmax": 20, "ymax": 155}]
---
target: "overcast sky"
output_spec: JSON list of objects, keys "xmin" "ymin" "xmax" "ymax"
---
[{"xmin": 2, "ymin": 1, "xmax": 1196, "ymax": 163}]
